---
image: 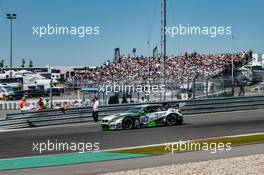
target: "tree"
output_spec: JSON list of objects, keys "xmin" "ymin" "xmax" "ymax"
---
[
  {"xmin": 0, "ymin": 60, "xmax": 4, "ymax": 68},
  {"xmin": 21, "ymin": 59, "xmax": 26, "ymax": 67},
  {"xmin": 29, "ymin": 60, "xmax": 33, "ymax": 67}
]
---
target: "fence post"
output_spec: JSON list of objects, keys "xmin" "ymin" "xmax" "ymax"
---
[{"xmin": 192, "ymin": 78, "xmax": 196, "ymax": 99}]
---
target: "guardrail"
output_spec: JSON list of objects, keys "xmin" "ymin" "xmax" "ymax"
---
[
  {"xmin": 0, "ymin": 90, "xmax": 232, "ymax": 110},
  {"xmin": 1, "ymin": 95, "xmax": 264, "ymax": 130}
]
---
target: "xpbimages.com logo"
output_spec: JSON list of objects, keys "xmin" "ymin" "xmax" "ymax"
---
[
  {"xmin": 165, "ymin": 24, "xmax": 232, "ymax": 38},
  {"xmin": 32, "ymin": 24, "xmax": 100, "ymax": 38},
  {"xmin": 164, "ymin": 140, "xmax": 232, "ymax": 154},
  {"xmin": 99, "ymin": 83, "xmax": 166, "ymax": 96},
  {"xmin": 32, "ymin": 140, "xmax": 100, "ymax": 153}
]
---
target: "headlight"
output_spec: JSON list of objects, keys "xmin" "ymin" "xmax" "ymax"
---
[{"xmin": 102, "ymin": 119, "xmax": 109, "ymax": 123}]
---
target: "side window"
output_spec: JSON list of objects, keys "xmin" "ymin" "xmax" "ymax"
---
[
  {"xmin": 144, "ymin": 107, "xmax": 155, "ymax": 113},
  {"xmin": 155, "ymin": 106, "xmax": 167, "ymax": 111},
  {"xmin": 156, "ymin": 106, "xmax": 161, "ymax": 112},
  {"xmin": 151, "ymin": 106, "xmax": 159, "ymax": 112}
]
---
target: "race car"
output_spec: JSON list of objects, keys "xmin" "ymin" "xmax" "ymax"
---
[{"xmin": 101, "ymin": 104, "xmax": 183, "ymax": 130}]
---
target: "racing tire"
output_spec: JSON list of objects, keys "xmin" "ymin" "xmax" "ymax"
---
[
  {"xmin": 166, "ymin": 114, "xmax": 177, "ymax": 126},
  {"xmin": 122, "ymin": 117, "xmax": 134, "ymax": 130}
]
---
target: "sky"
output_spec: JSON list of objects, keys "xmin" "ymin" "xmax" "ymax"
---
[{"xmin": 0, "ymin": 0, "xmax": 263, "ymax": 67}]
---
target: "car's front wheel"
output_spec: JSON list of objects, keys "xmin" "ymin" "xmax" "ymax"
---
[
  {"xmin": 166, "ymin": 114, "xmax": 177, "ymax": 126},
  {"xmin": 122, "ymin": 118, "xmax": 134, "ymax": 130}
]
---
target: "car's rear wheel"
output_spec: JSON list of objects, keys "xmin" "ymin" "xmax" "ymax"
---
[
  {"xmin": 166, "ymin": 114, "xmax": 177, "ymax": 126},
  {"xmin": 122, "ymin": 118, "xmax": 134, "ymax": 130}
]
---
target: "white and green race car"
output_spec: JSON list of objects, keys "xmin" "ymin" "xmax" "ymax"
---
[{"xmin": 101, "ymin": 104, "xmax": 183, "ymax": 130}]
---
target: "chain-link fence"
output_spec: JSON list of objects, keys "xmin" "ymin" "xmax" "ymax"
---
[
  {"xmin": 9, "ymin": 61, "xmax": 257, "ymax": 107},
  {"xmin": 60, "ymin": 70, "xmax": 264, "ymax": 106}
]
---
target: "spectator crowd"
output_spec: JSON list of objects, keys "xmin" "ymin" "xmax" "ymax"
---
[{"xmin": 66, "ymin": 50, "xmax": 252, "ymax": 86}]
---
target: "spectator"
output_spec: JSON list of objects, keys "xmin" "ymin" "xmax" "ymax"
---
[
  {"xmin": 65, "ymin": 51, "xmax": 252, "ymax": 87},
  {"xmin": 37, "ymin": 97, "xmax": 45, "ymax": 110},
  {"xmin": 54, "ymin": 103, "xmax": 61, "ymax": 109},
  {"xmin": 19, "ymin": 96, "xmax": 28, "ymax": 112},
  {"xmin": 72, "ymin": 100, "xmax": 82, "ymax": 108},
  {"xmin": 91, "ymin": 97, "xmax": 99, "ymax": 122},
  {"xmin": 62, "ymin": 101, "xmax": 69, "ymax": 110},
  {"xmin": 122, "ymin": 93, "xmax": 128, "ymax": 103},
  {"xmin": 141, "ymin": 96, "xmax": 145, "ymax": 102},
  {"xmin": 44, "ymin": 99, "xmax": 49, "ymax": 109}
]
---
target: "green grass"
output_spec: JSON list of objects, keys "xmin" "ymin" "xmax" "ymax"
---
[{"xmin": 0, "ymin": 152, "xmax": 155, "ymax": 171}]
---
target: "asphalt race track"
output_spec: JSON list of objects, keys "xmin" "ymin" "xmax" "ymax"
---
[
  {"xmin": 0, "ymin": 109, "xmax": 264, "ymax": 159},
  {"xmin": 3, "ymin": 143, "xmax": 264, "ymax": 175}
]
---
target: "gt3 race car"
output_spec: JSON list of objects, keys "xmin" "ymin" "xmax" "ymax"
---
[{"xmin": 101, "ymin": 104, "xmax": 183, "ymax": 130}]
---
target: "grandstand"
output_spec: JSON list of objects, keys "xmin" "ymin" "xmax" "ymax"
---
[{"xmin": 65, "ymin": 50, "xmax": 252, "ymax": 87}]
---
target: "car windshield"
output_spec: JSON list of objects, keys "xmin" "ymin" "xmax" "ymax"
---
[{"xmin": 127, "ymin": 106, "xmax": 142, "ymax": 113}]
